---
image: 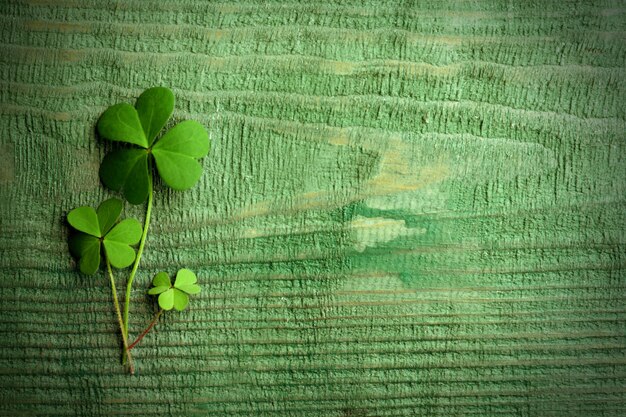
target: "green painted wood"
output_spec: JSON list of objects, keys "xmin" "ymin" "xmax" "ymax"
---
[{"xmin": 1, "ymin": 0, "xmax": 625, "ymax": 415}]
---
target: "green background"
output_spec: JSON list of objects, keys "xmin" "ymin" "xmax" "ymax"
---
[{"xmin": 1, "ymin": 0, "xmax": 625, "ymax": 415}]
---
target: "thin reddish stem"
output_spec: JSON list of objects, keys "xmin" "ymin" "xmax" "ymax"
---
[{"xmin": 128, "ymin": 310, "xmax": 163, "ymax": 351}]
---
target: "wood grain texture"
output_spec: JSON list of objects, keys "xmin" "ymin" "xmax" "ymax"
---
[{"xmin": 1, "ymin": 0, "xmax": 625, "ymax": 415}]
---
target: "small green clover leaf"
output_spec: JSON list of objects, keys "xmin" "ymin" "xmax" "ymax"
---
[
  {"xmin": 67, "ymin": 198, "xmax": 142, "ymax": 275},
  {"xmin": 148, "ymin": 269, "xmax": 201, "ymax": 311},
  {"xmin": 97, "ymin": 87, "xmax": 210, "ymax": 204}
]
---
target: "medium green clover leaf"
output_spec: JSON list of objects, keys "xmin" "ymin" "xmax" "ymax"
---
[
  {"xmin": 97, "ymin": 87, "xmax": 210, "ymax": 204},
  {"xmin": 67, "ymin": 198, "xmax": 142, "ymax": 275},
  {"xmin": 148, "ymin": 269, "xmax": 201, "ymax": 311}
]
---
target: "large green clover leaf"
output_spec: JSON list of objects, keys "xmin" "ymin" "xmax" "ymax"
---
[
  {"xmin": 67, "ymin": 198, "xmax": 142, "ymax": 274},
  {"xmin": 148, "ymin": 269, "xmax": 201, "ymax": 311},
  {"xmin": 97, "ymin": 87, "xmax": 210, "ymax": 204}
]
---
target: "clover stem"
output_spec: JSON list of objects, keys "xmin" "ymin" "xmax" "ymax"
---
[
  {"xmin": 106, "ymin": 259, "xmax": 135, "ymax": 375},
  {"xmin": 123, "ymin": 170, "xmax": 154, "ymax": 340},
  {"xmin": 128, "ymin": 309, "xmax": 163, "ymax": 351}
]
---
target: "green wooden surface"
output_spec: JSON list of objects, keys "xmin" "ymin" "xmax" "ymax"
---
[{"xmin": 1, "ymin": 1, "xmax": 625, "ymax": 416}]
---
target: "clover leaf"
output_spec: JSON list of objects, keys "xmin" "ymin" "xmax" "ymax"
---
[
  {"xmin": 97, "ymin": 87, "xmax": 210, "ymax": 204},
  {"xmin": 148, "ymin": 269, "xmax": 201, "ymax": 311},
  {"xmin": 67, "ymin": 198, "xmax": 142, "ymax": 275}
]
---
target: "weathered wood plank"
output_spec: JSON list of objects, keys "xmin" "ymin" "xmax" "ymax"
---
[{"xmin": 0, "ymin": 0, "xmax": 625, "ymax": 415}]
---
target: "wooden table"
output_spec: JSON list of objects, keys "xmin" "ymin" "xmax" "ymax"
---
[{"xmin": 1, "ymin": 1, "xmax": 625, "ymax": 415}]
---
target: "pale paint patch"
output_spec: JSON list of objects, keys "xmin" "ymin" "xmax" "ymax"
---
[
  {"xmin": 231, "ymin": 200, "xmax": 273, "ymax": 222},
  {"xmin": 53, "ymin": 112, "xmax": 73, "ymax": 121},
  {"xmin": 318, "ymin": 60, "xmax": 357, "ymax": 76},
  {"xmin": 58, "ymin": 49, "xmax": 85, "ymax": 63},
  {"xmin": 360, "ymin": 137, "xmax": 451, "ymax": 212},
  {"xmin": 350, "ymin": 215, "xmax": 426, "ymax": 252},
  {"xmin": 234, "ymin": 215, "xmax": 426, "ymax": 254},
  {"xmin": 254, "ymin": 136, "xmax": 449, "ymax": 215},
  {"xmin": 241, "ymin": 228, "xmax": 263, "ymax": 239},
  {"xmin": 362, "ymin": 136, "xmax": 450, "ymax": 196},
  {"xmin": 226, "ymin": 123, "xmax": 450, "ymax": 220},
  {"xmin": 328, "ymin": 130, "xmax": 350, "ymax": 145},
  {"xmin": 365, "ymin": 134, "xmax": 557, "ymax": 211}
]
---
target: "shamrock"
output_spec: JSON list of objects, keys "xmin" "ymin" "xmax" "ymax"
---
[
  {"xmin": 97, "ymin": 87, "xmax": 210, "ymax": 204},
  {"xmin": 148, "ymin": 269, "xmax": 201, "ymax": 311},
  {"xmin": 67, "ymin": 198, "xmax": 142, "ymax": 275}
]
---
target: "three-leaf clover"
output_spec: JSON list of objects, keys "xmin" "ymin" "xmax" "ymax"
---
[
  {"xmin": 148, "ymin": 269, "xmax": 201, "ymax": 311},
  {"xmin": 97, "ymin": 87, "xmax": 210, "ymax": 204},
  {"xmin": 68, "ymin": 198, "xmax": 142, "ymax": 275}
]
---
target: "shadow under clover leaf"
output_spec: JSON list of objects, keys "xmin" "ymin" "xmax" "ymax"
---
[
  {"xmin": 68, "ymin": 198, "xmax": 142, "ymax": 275},
  {"xmin": 97, "ymin": 87, "xmax": 210, "ymax": 204}
]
